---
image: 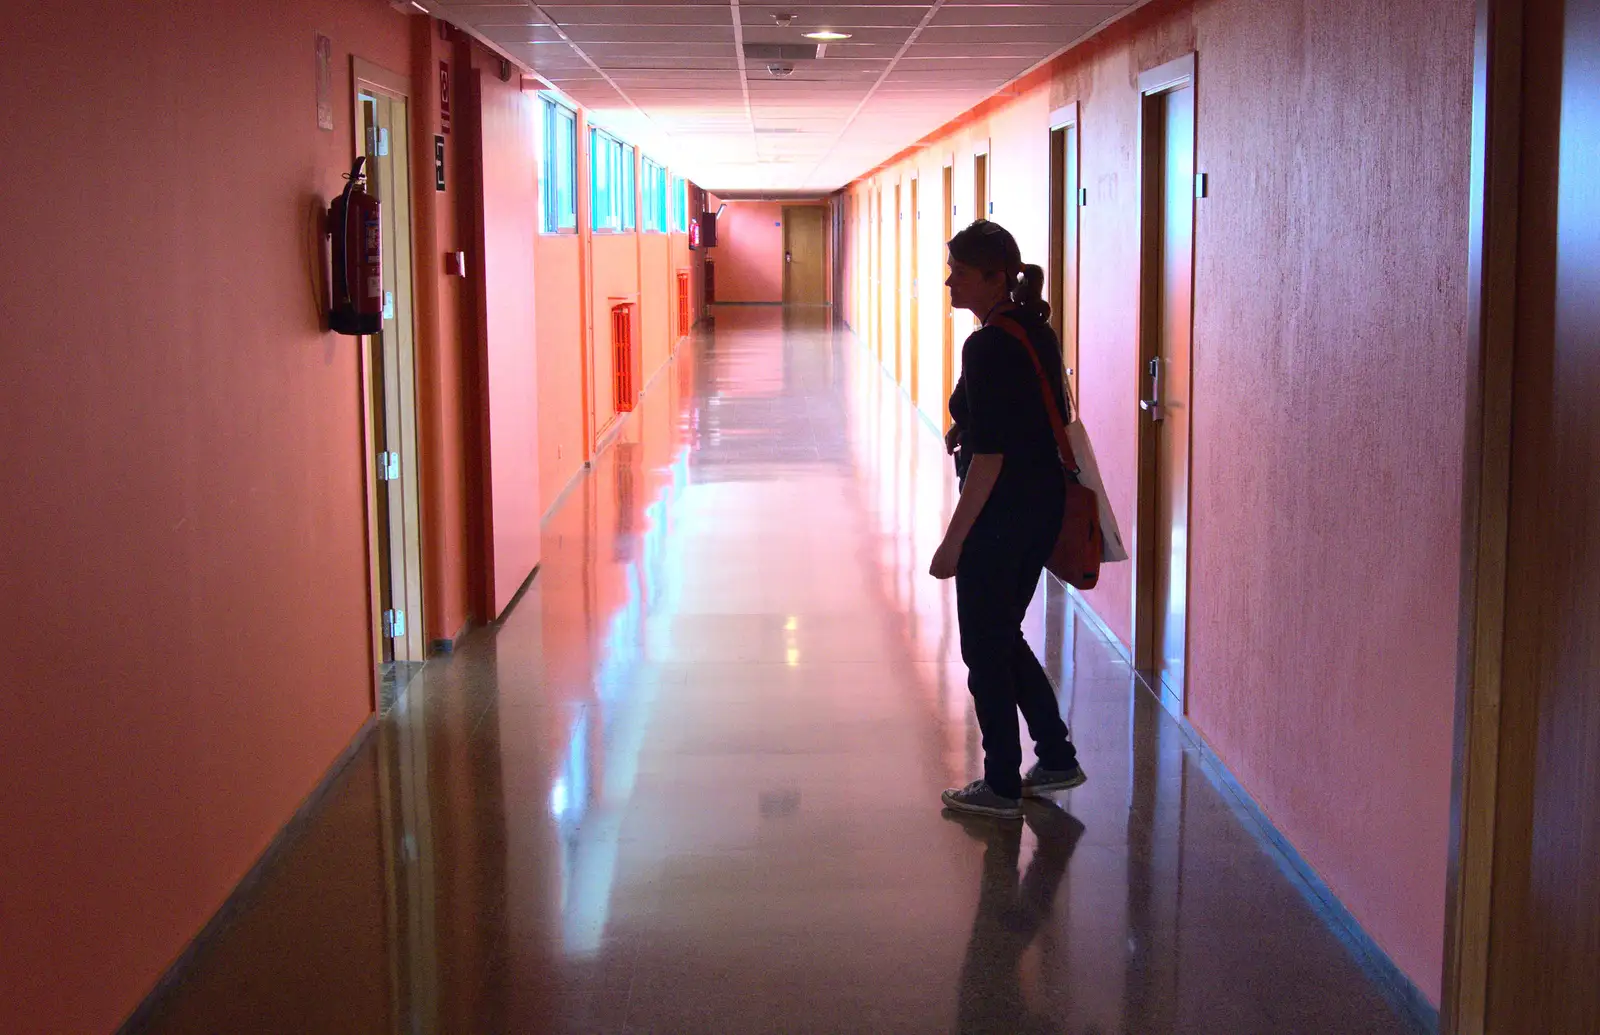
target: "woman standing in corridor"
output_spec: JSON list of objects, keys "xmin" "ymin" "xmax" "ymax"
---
[{"xmin": 931, "ymin": 219, "xmax": 1086, "ymax": 820}]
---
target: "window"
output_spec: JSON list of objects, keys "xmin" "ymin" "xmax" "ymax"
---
[
  {"xmin": 590, "ymin": 130, "xmax": 636, "ymax": 232},
  {"xmin": 621, "ymin": 146, "xmax": 636, "ymax": 230},
  {"xmin": 540, "ymin": 97, "xmax": 577, "ymax": 232},
  {"xmin": 670, "ymin": 175, "xmax": 689, "ymax": 233},
  {"xmin": 642, "ymin": 158, "xmax": 667, "ymax": 233}
]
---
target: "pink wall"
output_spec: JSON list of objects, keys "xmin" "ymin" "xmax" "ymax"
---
[
  {"xmin": 590, "ymin": 232, "xmax": 642, "ymax": 434},
  {"xmin": 0, "ymin": 2, "xmax": 411, "ymax": 1031},
  {"xmin": 413, "ymin": 24, "xmax": 474, "ymax": 643},
  {"xmin": 640, "ymin": 233, "xmax": 673, "ymax": 381},
  {"xmin": 471, "ymin": 65, "xmax": 542, "ymax": 616},
  {"xmin": 536, "ymin": 234, "xmax": 585, "ymax": 516},
  {"xmin": 844, "ymin": 0, "xmax": 1472, "ymax": 999},
  {"xmin": 709, "ymin": 202, "xmax": 786, "ymax": 302}
]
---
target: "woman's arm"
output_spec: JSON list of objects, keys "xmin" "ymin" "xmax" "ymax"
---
[{"xmin": 930, "ymin": 452, "xmax": 1003, "ymax": 579}]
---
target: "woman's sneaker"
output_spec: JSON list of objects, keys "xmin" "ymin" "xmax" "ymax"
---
[
  {"xmin": 941, "ymin": 780, "xmax": 1024, "ymax": 820},
  {"xmin": 1021, "ymin": 762, "xmax": 1087, "ymax": 797}
]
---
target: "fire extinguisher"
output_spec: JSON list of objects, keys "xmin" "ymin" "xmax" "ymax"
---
[{"xmin": 328, "ymin": 156, "xmax": 382, "ymax": 335}]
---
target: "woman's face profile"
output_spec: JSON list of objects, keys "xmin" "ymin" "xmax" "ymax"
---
[{"xmin": 945, "ymin": 256, "xmax": 998, "ymax": 312}]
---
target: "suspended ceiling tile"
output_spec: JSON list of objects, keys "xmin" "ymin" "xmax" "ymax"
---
[
  {"xmin": 539, "ymin": 5, "xmax": 734, "ymax": 26},
  {"xmin": 931, "ymin": 4, "xmax": 1110, "ymax": 25},
  {"xmin": 915, "ymin": 22, "xmax": 1092, "ymax": 43},
  {"xmin": 562, "ymin": 24, "xmax": 737, "ymax": 43},
  {"xmin": 742, "ymin": 5, "xmax": 933, "ymax": 28}
]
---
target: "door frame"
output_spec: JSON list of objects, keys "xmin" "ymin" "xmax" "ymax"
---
[
  {"xmin": 908, "ymin": 173, "xmax": 920, "ymax": 403},
  {"xmin": 941, "ymin": 157, "xmax": 956, "ymax": 429},
  {"xmin": 1132, "ymin": 53, "xmax": 1197, "ymax": 711},
  {"xmin": 893, "ymin": 180, "xmax": 903, "ymax": 380},
  {"xmin": 973, "ymin": 141, "xmax": 991, "ymax": 220},
  {"xmin": 1049, "ymin": 102, "xmax": 1082, "ymax": 403},
  {"xmin": 781, "ymin": 204, "xmax": 826, "ymax": 304},
  {"xmin": 1440, "ymin": 0, "xmax": 1523, "ymax": 1029},
  {"xmin": 351, "ymin": 58, "xmax": 427, "ymax": 696}
]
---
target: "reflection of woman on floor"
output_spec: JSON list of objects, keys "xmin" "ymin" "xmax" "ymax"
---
[{"xmin": 950, "ymin": 801, "xmax": 1085, "ymax": 1035}]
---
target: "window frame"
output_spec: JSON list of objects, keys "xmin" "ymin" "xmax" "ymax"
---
[
  {"xmin": 641, "ymin": 158, "xmax": 667, "ymax": 234},
  {"xmin": 540, "ymin": 96, "xmax": 578, "ymax": 234},
  {"xmin": 670, "ymin": 175, "xmax": 689, "ymax": 233}
]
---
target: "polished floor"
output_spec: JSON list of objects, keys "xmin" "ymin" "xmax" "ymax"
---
[{"xmin": 133, "ymin": 307, "xmax": 1425, "ymax": 1034}]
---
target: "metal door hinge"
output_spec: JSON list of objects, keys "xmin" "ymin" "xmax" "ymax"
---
[
  {"xmin": 378, "ymin": 450, "xmax": 400, "ymax": 481},
  {"xmin": 383, "ymin": 609, "xmax": 406, "ymax": 638}
]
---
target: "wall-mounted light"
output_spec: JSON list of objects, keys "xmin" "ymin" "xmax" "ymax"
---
[
  {"xmin": 717, "ymin": 202, "xmax": 727, "ymax": 216},
  {"xmin": 802, "ymin": 30, "xmax": 852, "ymax": 40}
]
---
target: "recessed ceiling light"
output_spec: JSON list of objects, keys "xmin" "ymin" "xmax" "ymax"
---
[{"xmin": 802, "ymin": 30, "xmax": 852, "ymax": 40}]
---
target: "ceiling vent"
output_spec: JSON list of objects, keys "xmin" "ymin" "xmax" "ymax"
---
[{"xmin": 743, "ymin": 43, "xmax": 821, "ymax": 62}]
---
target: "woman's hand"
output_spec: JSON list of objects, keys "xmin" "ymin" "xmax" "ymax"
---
[
  {"xmin": 944, "ymin": 423, "xmax": 962, "ymax": 455},
  {"xmin": 930, "ymin": 537, "xmax": 963, "ymax": 580}
]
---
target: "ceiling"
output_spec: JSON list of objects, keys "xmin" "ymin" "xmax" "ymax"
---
[{"xmin": 417, "ymin": 1, "xmax": 1142, "ymax": 194}]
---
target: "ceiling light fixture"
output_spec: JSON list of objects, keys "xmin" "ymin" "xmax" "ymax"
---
[{"xmin": 802, "ymin": 30, "xmax": 852, "ymax": 40}]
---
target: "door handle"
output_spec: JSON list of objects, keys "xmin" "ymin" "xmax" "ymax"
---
[
  {"xmin": 785, "ymin": 251, "xmax": 793, "ymax": 263},
  {"xmin": 1140, "ymin": 356, "xmax": 1164, "ymax": 421}
]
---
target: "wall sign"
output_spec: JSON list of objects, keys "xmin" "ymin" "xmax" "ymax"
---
[
  {"xmin": 435, "ymin": 136, "xmax": 446, "ymax": 192},
  {"xmin": 315, "ymin": 34, "xmax": 333, "ymax": 131},
  {"xmin": 439, "ymin": 61, "xmax": 451, "ymax": 134}
]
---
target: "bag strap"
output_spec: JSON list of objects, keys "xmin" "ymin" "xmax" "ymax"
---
[{"xmin": 988, "ymin": 312, "xmax": 1080, "ymax": 474}]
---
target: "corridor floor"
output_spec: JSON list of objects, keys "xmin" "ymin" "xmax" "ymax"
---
[{"xmin": 133, "ymin": 307, "xmax": 1426, "ymax": 1035}]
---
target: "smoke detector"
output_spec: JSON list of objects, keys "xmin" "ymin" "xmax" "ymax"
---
[
  {"xmin": 773, "ymin": 12, "xmax": 796, "ymax": 26},
  {"xmin": 767, "ymin": 63, "xmax": 795, "ymax": 78}
]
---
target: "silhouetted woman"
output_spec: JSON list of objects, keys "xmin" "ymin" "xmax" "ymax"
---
[{"xmin": 931, "ymin": 219, "xmax": 1086, "ymax": 819}]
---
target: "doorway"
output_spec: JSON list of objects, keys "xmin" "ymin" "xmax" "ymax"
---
[
  {"xmin": 941, "ymin": 162, "xmax": 955, "ymax": 429},
  {"xmin": 1050, "ymin": 106, "xmax": 1082, "ymax": 403},
  {"xmin": 908, "ymin": 175, "xmax": 920, "ymax": 406},
  {"xmin": 354, "ymin": 63, "xmax": 426, "ymax": 709},
  {"xmin": 782, "ymin": 205, "xmax": 827, "ymax": 304},
  {"xmin": 876, "ymin": 186, "xmax": 887, "ymax": 363},
  {"xmin": 974, "ymin": 150, "xmax": 989, "ymax": 221},
  {"xmin": 1134, "ymin": 56, "xmax": 1196, "ymax": 712},
  {"xmin": 892, "ymin": 182, "xmax": 903, "ymax": 380}
]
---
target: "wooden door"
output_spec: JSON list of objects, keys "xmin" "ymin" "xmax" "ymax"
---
[
  {"xmin": 892, "ymin": 183, "xmax": 903, "ymax": 379},
  {"xmin": 941, "ymin": 164, "xmax": 955, "ymax": 429},
  {"xmin": 908, "ymin": 176, "xmax": 920, "ymax": 404},
  {"xmin": 356, "ymin": 81, "xmax": 426, "ymax": 688},
  {"xmin": 1051, "ymin": 114, "xmax": 1082, "ymax": 402},
  {"xmin": 1450, "ymin": 0, "xmax": 1600, "ymax": 1030},
  {"xmin": 782, "ymin": 206, "xmax": 826, "ymax": 304},
  {"xmin": 1136, "ymin": 69, "xmax": 1195, "ymax": 710},
  {"xmin": 876, "ymin": 188, "xmax": 887, "ymax": 360},
  {"xmin": 974, "ymin": 151, "xmax": 989, "ymax": 220}
]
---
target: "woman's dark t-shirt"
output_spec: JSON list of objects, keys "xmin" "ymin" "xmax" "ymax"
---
[{"xmin": 949, "ymin": 312, "xmax": 1069, "ymax": 513}]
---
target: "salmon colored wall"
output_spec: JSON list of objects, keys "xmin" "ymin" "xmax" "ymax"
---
[
  {"xmin": 536, "ymin": 234, "xmax": 585, "ymax": 516},
  {"xmin": 709, "ymin": 202, "xmax": 786, "ymax": 302},
  {"xmin": 640, "ymin": 233, "xmax": 672, "ymax": 382},
  {"xmin": 469, "ymin": 62, "xmax": 542, "ymax": 616},
  {"xmin": 590, "ymin": 232, "xmax": 642, "ymax": 435},
  {"xmin": 843, "ymin": 0, "xmax": 1472, "ymax": 1000},
  {"xmin": 413, "ymin": 24, "xmax": 474, "ymax": 643},
  {"xmin": 0, "ymin": 2, "xmax": 411, "ymax": 1031}
]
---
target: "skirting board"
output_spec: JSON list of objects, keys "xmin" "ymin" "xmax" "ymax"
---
[
  {"xmin": 430, "ymin": 617, "xmax": 474, "ymax": 656},
  {"xmin": 116, "ymin": 714, "xmax": 379, "ymax": 1034},
  {"xmin": 1055, "ymin": 581, "xmax": 1439, "ymax": 1034}
]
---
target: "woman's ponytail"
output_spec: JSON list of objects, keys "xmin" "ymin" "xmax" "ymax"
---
[{"xmin": 1012, "ymin": 263, "xmax": 1050, "ymax": 323}]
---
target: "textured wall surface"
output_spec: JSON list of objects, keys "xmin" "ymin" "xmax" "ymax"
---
[
  {"xmin": 0, "ymin": 1, "xmax": 411, "ymax": 1029},
  {"xmin": 843, "ymin": 0, "xmax": 1474, "ymax": 997}
]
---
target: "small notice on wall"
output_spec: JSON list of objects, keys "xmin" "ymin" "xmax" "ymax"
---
[
  {"xmin": 315, "ymin": 34, "xmax": 334, "ymax": 131},
  {"xmin": 439, "ymin": 61, "xmax": 452, "ymax": 134}
]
